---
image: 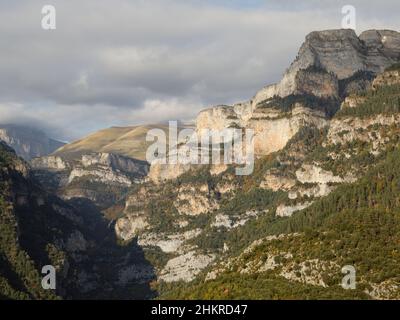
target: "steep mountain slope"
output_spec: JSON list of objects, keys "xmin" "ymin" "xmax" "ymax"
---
[
  {"xmin": 31, "ymin": 152, "xmax": 149, "ymax": 210},
  {"xmin": 0, "ymin": 124, "xmax": 65, "ymax": 161},
  {"xmin": 0, "ymin": 142, "xmax": 155, "ymax": 299},
  {"xmin": 112, "ymin": 31, "xmax": 400, "ymax": 300},
  {"xmin": 6, "ymin": 28, "xmax": 400, "ymax": 300},
  {"xmin": 149, "ymin": 29, "xmax": 400, "ymax": 182},
  {"xmin": 160, "ymin": 147, "xmax": 400, "ymax": 299}
]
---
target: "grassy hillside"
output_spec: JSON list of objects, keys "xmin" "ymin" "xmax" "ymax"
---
[{"xmin": 53, "ymin": 124, "xmax": 191, "ymax": 161}]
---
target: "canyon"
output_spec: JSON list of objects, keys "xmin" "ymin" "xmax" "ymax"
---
[{"xmin": 1, "ymin": 28, "xmax": 400, "ymax": 299}]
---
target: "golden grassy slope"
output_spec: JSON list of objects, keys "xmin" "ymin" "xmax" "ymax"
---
[{"xmin": 52, "ymin": 124, "xmax": 183, "ymax": 161}]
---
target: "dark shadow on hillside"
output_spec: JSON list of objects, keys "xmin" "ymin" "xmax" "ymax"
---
[{"xmin": 64, "ymin": 197, "xmax": 158, "ymax": 300}]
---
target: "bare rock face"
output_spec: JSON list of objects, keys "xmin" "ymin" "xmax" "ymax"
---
[
  {"xmin": 276, "ymin": 202, "xmax": 313, "ymax": 217},
  {"xmin": 289, "ymin": 184, "xmax": 335, "ymax": 200},
  {"xmin": 159, "ymin": 251, "xmax": 215, "ymax": 283},
  {"xmin": 260, "ymin": 171, "xmax": 296, "ymax": 191},
  {"xmin": 196, "ymin": 103, "xmax": 328, "ymax": 157},
  {"xmin": 195, "ymin": 29, "xmax": 400, "ymax": 159},
  {"xmin": 148, "ymin": 161, "xmax": 192, "ymax": 184},
  {"xmin": 31, "ymin": 155, "xmax": 70, "ymax": 170},
  {"xmin": 249, "ymin": 105, "xmax": 328, "ymax": 155},
  {"xmin": 68, "ymin": 166, "xmax": 133, "ymax": 186},
  {"xmin": 147, "ymin": 29, "xmax": 400, "ymax": 183},
  {"xmin": 32, "ymin": 152, "xmax": 149, "ymax": 187},
  {"xmin": 115, "ymin": 212, "xmax": 149, "ymax": 241},
  {"xmin": 295, "ymin": 164, "xmax": 353, "ymax": 184},
  {"xmin": 174, "ymin": 185, "xmax": 219, "ymax": 216},
  {"xmin": 360, "ymin": 30, "xmax": 400, "ymax": 71},
  {"xmin": 81, "ymin": 153, "xmax": 147, "ymax": 174},
  {"xmin": 253, "ymin": 29, "xmax": 400, "ymax": 104},
  {"xmin": 137, "ymin": 229, "xmax": 202, "ymax": 253},
  {"xmin": 196, "ymin": 105, "xmax": 241, "ymax": 131}
]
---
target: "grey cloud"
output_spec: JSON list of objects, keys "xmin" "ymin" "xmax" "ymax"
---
[{"xmin": 0, "ymin": 0, "xmax": 399, "ymax": 141}]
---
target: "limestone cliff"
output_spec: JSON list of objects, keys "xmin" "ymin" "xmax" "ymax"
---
[{"xmin": 195, "ymin": 29, "xmax": 400, "ymax": 159}]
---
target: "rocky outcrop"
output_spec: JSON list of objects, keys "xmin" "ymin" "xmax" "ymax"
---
[
  {"xmin": 68, "ymin": 166, "xmax": 133, "ymax": 186},
  {"xmin": 340, "ymin": 95, "xmax": 367, "ymax": 109},
  {"xmin": 288, "ymin": 184, "xmax": 335, "ymax": 200},
  {"xmin": 360, "ymin": 30, "xmax": 400, "ymax": 72},
  {"xmin": 327, "ymin": 114, "xmax": 400, "ymax": 147},
  {"xmin": 81, "ymin": 153, "xmax": 147, "ymax": 174},
  {"xmin": 211, "ymin": 210, "xmax": 262, "ymax": 229},
  {"xmin": 159, "ymin": 251, "xmax": 215, "ymax": 283},
  {"xmin": 276, "ymin": 202, "xmax": 313, "ymax": 217},
  {"xmin": 138, "ymin": 229, "xmax": 202, "ymax": 253},
  {"xmin": 260, "ymin": 171, "xmax": 296, "ymax": 191},
  {"xmin": 32, "ymin": 152, "xmax": 149, "ymax": 187},
  {"xmin": 148, "ymin": 161, "xmax": 192, "ymax": 184},
  {"xmin": 147, "ymin": 30, "xmax": 400, "ymax": 183},
  {"xmin": 253, "ymin": 29, "xmax": 400, "ymax": 104},
  {"xmin": 194, "ymin": 29, "xmax": 400, "ymax": 158},
  {"xmin": 31, "ymin": 155, "xmax": 70, "ymax": 170},
  {"xmin": 196, "ymin": 104, "xmax": 328, "ymax": 156},
  {"xmin": 174, "ymin": 185, "xmax": 219, "ymax": 216},
  {"xmin": 115, "ymin": 212, "xmax": 149, "ymax": 241},
  {"xmin": 296, "ymin": 164, "xmax": 355, "ymax": 184}
]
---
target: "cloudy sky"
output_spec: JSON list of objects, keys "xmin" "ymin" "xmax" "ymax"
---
[{"xmin": 0, "ymin": 0, "xmax": 399, "ymax": 141}]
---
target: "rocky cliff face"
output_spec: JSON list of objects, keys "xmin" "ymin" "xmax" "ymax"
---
[
  {"xmin": 6, "ymin": 28, "xmax": 400, "ymax": 300},
  {"xmin": 32, "ymin": 152, "xmax": 148, "ymax": 186},
  {"xmin": 0, "ymin": 125, "xmax": 65, "ymax": 161},
  {"xmin": 0, "ymin": 142, "xmax": 155, "ymax": 299},
  {"xmin": 113, "ymin": 37, "xmax": 400, "ymax": 299},
  {"xmin": 31, "ymin": 152, "xmax": 149, "ymax": 209},
  {"xmin": 196, "ymin": 30, "xmax": 400, "ymax": 150},
  {"xmin": 254, "ymin": 29, "xmax": 400, "ymax": 102},
  {"xmin": 150, "ymin": 29, "xmax": 400, "ymax": 183}
]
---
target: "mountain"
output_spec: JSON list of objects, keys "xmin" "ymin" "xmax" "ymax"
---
[
  {"xmin": 0, "ymin": 141, "xmax": 155, "ymax": 299},
  {"xmin": 31, "ymin": 152, "xmax": 149, "ymax": 210},
  {"xmin": 112, "ymin": 29, "xmax": 400, "ymax": 299},
  {"xmin": 0, "ymin": 124, "xmax": 65, "ymax": 161},
  {"xmin": 33, "ymin": 124, "xmax": 187, "ymax": 208},
  {"xmin": 119, "ymin": 64, "xmax": 400, "ymax": 300},
  {"xmin": 149, "ymin": 29, "xmax": 400, "ymax": 182},
  {"xmin": 52, "ymin": 124, "xmax": 189, "ymax": 161},
  {"xmin": 2, "ymin": 28, "xmax": 400, "ymax": 300}
]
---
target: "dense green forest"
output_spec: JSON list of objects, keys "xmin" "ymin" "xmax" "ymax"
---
[
  {"xmin": 0, "ymin": 144, "xmax": 59, "ymax": 299},
  {"xmin": 154, "ymin": 77, "xmax": 400, "ymax": 299},
  {"xmin": 158, "ymin": 143, "xmax": 400, "ymax": 299},
  {"xmin": 337, "ymin": 84, "xmax": 400, "ymax": 118}
]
